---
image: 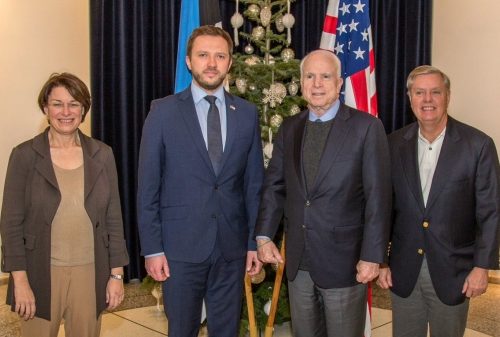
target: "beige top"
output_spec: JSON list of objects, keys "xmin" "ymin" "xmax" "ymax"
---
[{"xmin": 50, "ymin": 164, "xmax": 94, "ymax": 266}]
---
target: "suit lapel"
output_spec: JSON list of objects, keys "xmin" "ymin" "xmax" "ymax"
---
[
  {"xmin": 400, "ymin": 124, "xmax": 425, "ymax": 212},
  {"xmin": 178, "ymin": 88, "xmax": 214, "ymax": 174},
  {"xmin": 309, "ymin": 105, "xmax": 349, "ymax": 196},
  {"xmin": 293, "ymin": 112, "xmax": 307, "ymax": 196},
  {"xmin": 425, "ymin": 118, "xmax": 460, "ymax": 210},
  {"xmin": 79, "ymin": 131, "xmax": 103, "ymax": 202},
  {"xmin": 33, "ymin": 129, "xmax": 59, "ymax": 190},
  {"xmin": 218, "ymin": 92, "xmax": 238, "ymax": 176}
]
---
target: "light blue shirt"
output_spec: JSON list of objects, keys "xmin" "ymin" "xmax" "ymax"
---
[
  {"xmin": 308, "ymin": 99, "xmax": 340, "ymax": 122},
  {"xmin": 191, "ymin": 82, "xmax": 227, "ymax": 150}
]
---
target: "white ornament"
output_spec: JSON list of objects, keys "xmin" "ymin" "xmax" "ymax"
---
[
  {"xmin": 263, "ymin": 142, "xmax": 274, "ymax": 159},
  {"xmin": 263, "ymin": 299, "xmax": 272, "ymax": 316},
  {"xmin": 230, "ymin": 12, "xmax": 244, "ymax": 46},
  {"xmin": 262, "ymin": 83, "xmax": 287, "ymax": 108},
  {"xmin": 260, "ymin": 6, "xmax": 272, "ymax": 27},
  {"xmin": 282, "ymin": 13, "xmax": 295, "ymax": 44}
]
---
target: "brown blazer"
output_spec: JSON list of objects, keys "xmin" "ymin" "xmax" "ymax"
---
[{"xmin": 0, "ymin": 128, "xmax": 129, "ymax": 320}]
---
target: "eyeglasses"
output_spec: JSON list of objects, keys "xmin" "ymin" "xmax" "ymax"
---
[{"xmin": 48, "ymin": 102, "xmax": 83, "ymax": 112}]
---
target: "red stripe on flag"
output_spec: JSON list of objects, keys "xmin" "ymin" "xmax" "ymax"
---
[
  {"xmin": 323, "ymin": 15, "xmax": 338, "ymax": 34},
  {"xmin": 370, "ymin": 94, "xmax": 378, "ymax": 116},
  {"xmin": 350, "ymin": 71, "xmax": 368, "ymax": 112},
  {"xmin": 369, "ymin": 49, "xmax": 375, "ymax": 73}
]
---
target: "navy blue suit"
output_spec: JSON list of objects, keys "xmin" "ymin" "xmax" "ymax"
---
[{"xmin": 137, "ymin": 87, "xmax": 264, "ymax": 336}]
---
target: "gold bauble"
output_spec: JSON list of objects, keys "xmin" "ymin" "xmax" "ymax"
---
[{"xmin": 251, "ymin": 268, "xmax": 266, "ymax": 284}]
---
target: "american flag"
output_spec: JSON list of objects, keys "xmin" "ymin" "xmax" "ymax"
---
[
  {"xmin": 321, "ymin": 1, "xmax": 377, "ymax": 335},
  {"xmin": 320, "ymin": 0, "xmax": 378, "ymax": 117}
]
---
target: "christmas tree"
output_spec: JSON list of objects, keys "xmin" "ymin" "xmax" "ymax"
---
[
  {"xmin": 228, "ymin": 1, "xmax": 306, "ymax": 335},
  {"xmin": 228, "ymin": 0, "xmax": 306, "ymax": 167}
]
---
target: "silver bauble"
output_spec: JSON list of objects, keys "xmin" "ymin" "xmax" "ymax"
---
[
  {"xmin": 252, "ymin": 26, "xmax": 266, "ymax": 40},
  {"xmin": 260, "ymin": 6, "xmax": 272, "ymax": 27},
  {"xmin": 244, "ymin": 44, "xmax": 254, "ymax": 55},
  {"xmin": 249, "ymin": 84, "xmax": 256, "ymax": 91},
  {"xmin": 281, "ymin": 48, "xmax": 295, "ymax": 62}
]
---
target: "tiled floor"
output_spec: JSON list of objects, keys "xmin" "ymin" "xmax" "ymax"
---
[{"xmin": 1, "ymin": 277, "xmax": 498, "ymax": 337}]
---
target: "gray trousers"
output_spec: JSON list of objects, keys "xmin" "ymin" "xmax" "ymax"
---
[
  {"xmin": 288, "ymin": 270, "xmax": 367, "ymax": 337},
  {"xmin": 391, "ymin": 258, "xmax": 469, "ymax": 337}
]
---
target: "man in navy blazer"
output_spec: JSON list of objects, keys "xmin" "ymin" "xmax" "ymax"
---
[
  {"xmin": 255, "ymin": 50, "xmax": 392, "ymax": 337},
  {"xmin": 378, "ymin": 65, "xmax": 500, "ymax": 337},
  {"xmin": 137, "ymin": 26, "xmax": 264, "ymax": 337}
]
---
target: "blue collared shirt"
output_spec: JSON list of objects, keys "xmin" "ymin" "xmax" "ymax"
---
[
  {"xmin": 191, "ymin": 82, "xmax": 227, "ymax": 150},
  {"xmin": 308, "ymin": 100, "xmax": 340, "ymax": 122}
]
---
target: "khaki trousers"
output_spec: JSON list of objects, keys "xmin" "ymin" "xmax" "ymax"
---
[{"xmin": 21, "ymin": 263, "xmax": 102, "ymax": 337}]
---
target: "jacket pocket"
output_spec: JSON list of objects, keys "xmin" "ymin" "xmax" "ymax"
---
[{"xmin": 333, "ymin": 225, "xmax": 363, "ymax": 243}]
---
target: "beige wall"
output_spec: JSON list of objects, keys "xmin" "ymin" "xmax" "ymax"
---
[
  {"xmin": 433, "ymin": 0, "xmax": 500, "ymax": 153},
  {"xmin": 0, "ymin": 1, "xmax": 90, "ymax": 275}
]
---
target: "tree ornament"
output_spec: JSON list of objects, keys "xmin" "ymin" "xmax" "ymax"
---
[
  {"xmin": 230, "ymin": 12, "xmax": 244, "ymax": 47},
  {"xmin": 270, "ymin": 114, "xmax": 284, "ymax": 128},
  {"xmin": 281, "ymin": 48, "xmax": 295, "ymax": 62},
  {"xmin": 263, "ymin": 299, "xmax": 272, "ymax": 316},
  {"xmin": 248, "ymin": 84, "xmax": 256, "ymax": 91},
  {"xmin": 288, "ymin": 81, "xmax": 299, "ymax": 96},
  {"xmin": 251, "ymin": 268, "xmax": 266, "ymax": 284},
  {"xmin": 244, "ymin": 44, "xmax": 254, "ymax": 55},
  {"xmin": 260, "ymin": 6, "xmax": 272, "ymax": 27},
  {"xmin": 275, "ymin": 15, "xmax": 285, "ymax": 32},
  {"xmin": 247, "ymin": 4, "xmax": 260, "ymax": 17},
  {"xmin": 290, "ymin": 104, "xmax": 301, "ymax": 115},
  {"xmin": 282, "ymin": 0, "xmax": 295, "ymax": 46},
  {"xmin": 263, "ymin": 142, "xmax": 274, "ymax": 159},
  {"xmin": 244, "ymin": 56, "xmax": 261, "ymax": 66},
  {"xmin": 235, "ymin": 78, "xmax": 248, "ymax": 94},
  {"xmin": 251, "ymin": 26, "xmax": 266, "ymax": 40},
  {"xmin": 263, "ymin": 83, "xmax": 287, "ymax": 108}
]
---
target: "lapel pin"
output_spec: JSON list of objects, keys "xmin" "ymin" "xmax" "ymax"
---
[{"xmin": 229, "ymin": 105, "xmax": 236, "ymax": 110}]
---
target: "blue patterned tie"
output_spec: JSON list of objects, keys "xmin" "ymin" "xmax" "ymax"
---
[{"xmin": 205, "ymin": 95, "xmax": 223, "ymax": 175}]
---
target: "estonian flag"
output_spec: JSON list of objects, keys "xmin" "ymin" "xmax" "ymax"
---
[{"xmin": 174, "ymin": 0, "xmax": 222, "ymax": 93}]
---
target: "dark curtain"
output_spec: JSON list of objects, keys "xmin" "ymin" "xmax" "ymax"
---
[{"xmin": 90, "ymin": 0, "xmax": 432, "ymax": 280}]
